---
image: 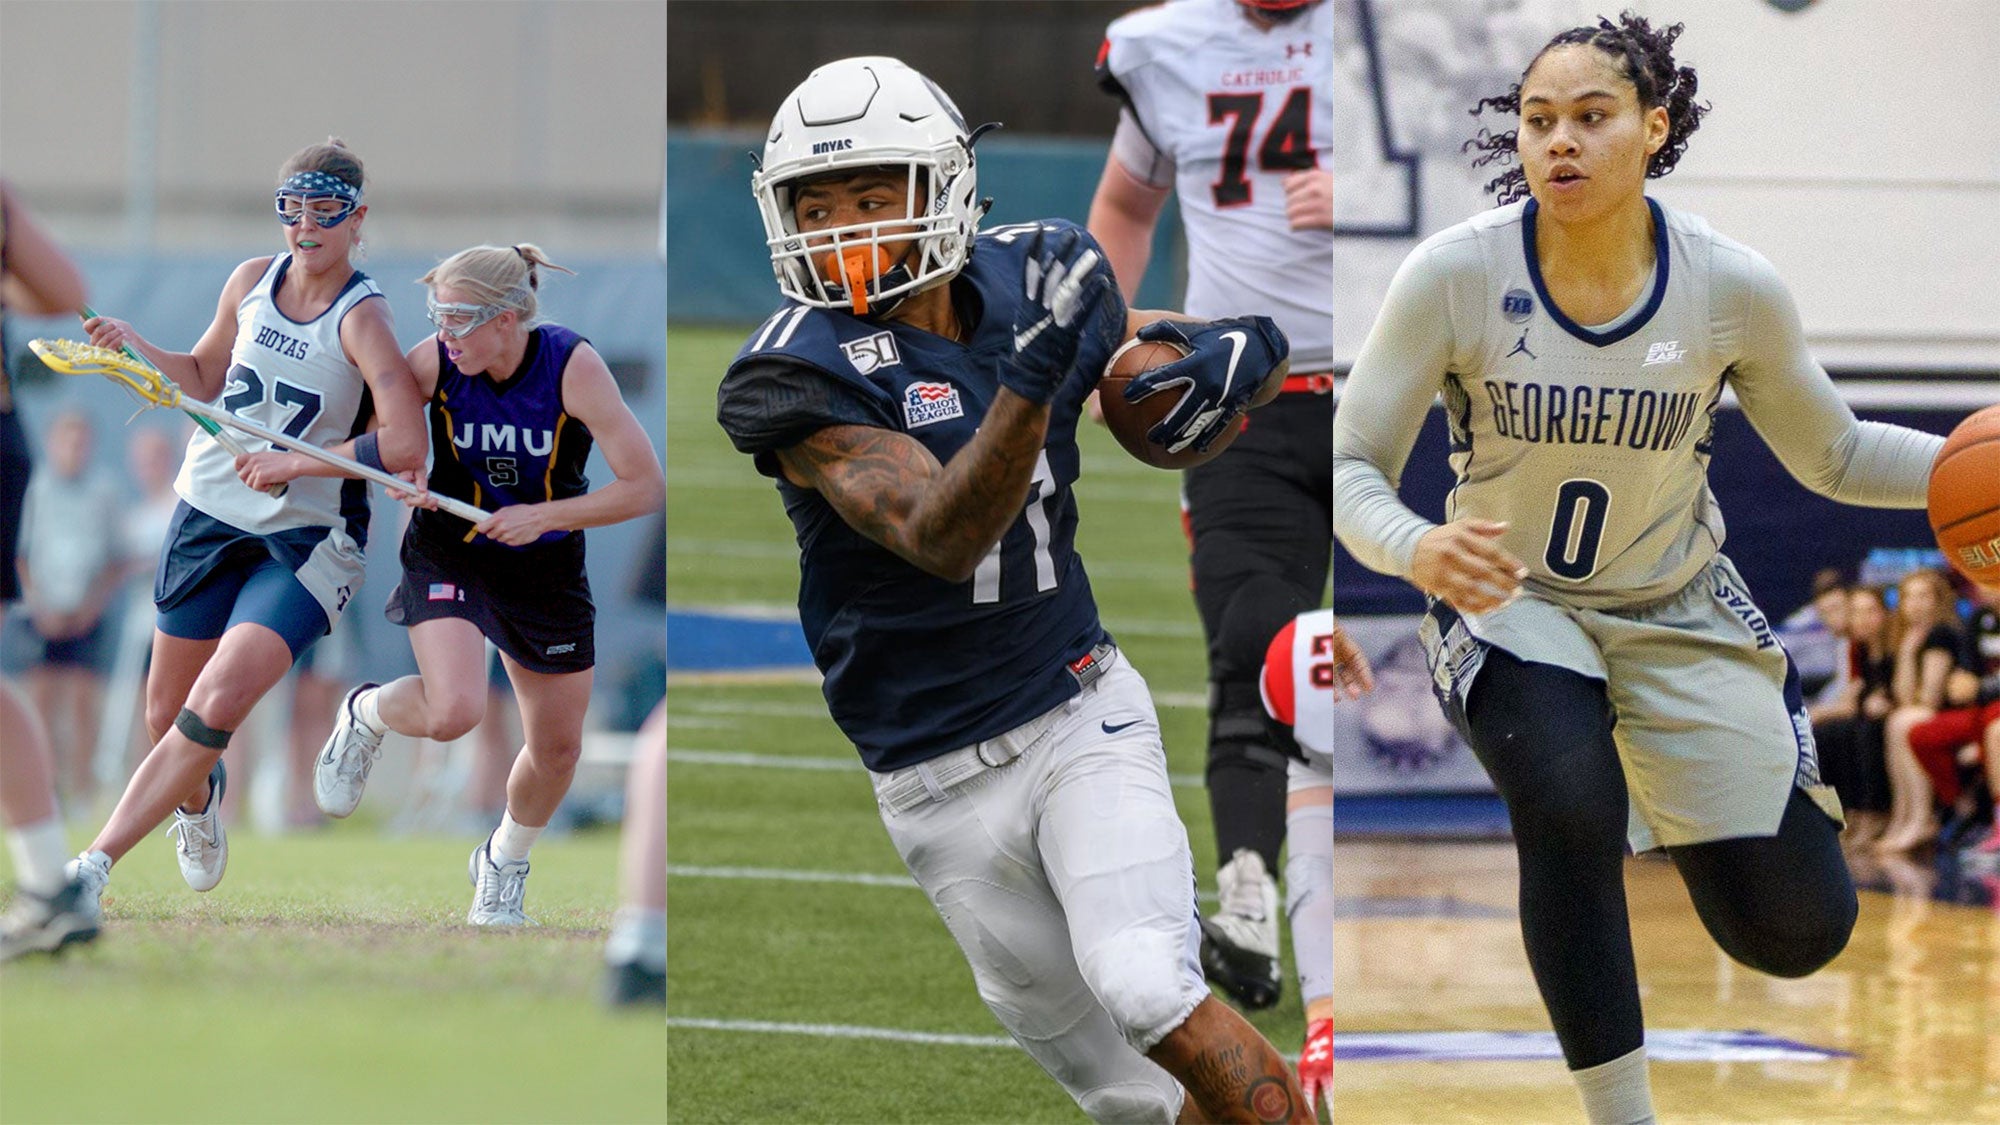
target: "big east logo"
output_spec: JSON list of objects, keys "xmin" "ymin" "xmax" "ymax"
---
[{"xmin": 902, "ymin": 382, "xmax": 964, "ymax": 429}]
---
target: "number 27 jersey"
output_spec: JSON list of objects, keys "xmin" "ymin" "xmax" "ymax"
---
[{"xmin": 717, "ymin": 220, "xmax": 1127, "ymax": 771}]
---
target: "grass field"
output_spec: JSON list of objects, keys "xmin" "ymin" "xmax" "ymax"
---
[
  {"xmin": 0, "ymin": 825, "xmax": 665, "ymax": 1124},
  {"xmin": 664, "ymin": 325, "xmax": 1317, "ymax": 1122}
]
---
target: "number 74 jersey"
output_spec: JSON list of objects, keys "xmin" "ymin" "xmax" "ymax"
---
[{"xmin": 1098, "ymin": 0, "xmax": 1332, "ymax": 372}]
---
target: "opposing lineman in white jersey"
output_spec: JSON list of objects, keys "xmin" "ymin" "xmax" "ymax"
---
[
  {"xmin": 1091, "ymin": 0, "xmax": 1336, "ymax": 1019},
  {"xmin": 1097, "ymin": 0, "xmax": 1332, "ymax": 371},
  {"xmin": 1332, "ymin": 15, "xmax": 1959, "ymax": 1125},
  {"xmin": 64, "ymin": 139, "xmax": 427, "ymax": 930}
]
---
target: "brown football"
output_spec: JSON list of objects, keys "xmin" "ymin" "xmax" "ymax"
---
[{"xmin": 1097, "ymin": 339, "xmax": 1244, "ymax": 470}]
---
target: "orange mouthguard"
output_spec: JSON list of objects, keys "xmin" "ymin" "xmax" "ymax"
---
[{"xmin": 819, "ymin": 247, "xmax": 896, "ymax": 315}]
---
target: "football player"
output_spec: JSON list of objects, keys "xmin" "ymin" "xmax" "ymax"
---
[
  {"xmin": 717, "ymin": 56, "xmax": 1308, "ymax": 1124},
  {"xmin": 1260, "ymin": 608, "xmax": 1372, "ymax": 1117},
  {"xmin": 1089, "ymin": 0, "xmax": 1333, "ymax": 1010}
]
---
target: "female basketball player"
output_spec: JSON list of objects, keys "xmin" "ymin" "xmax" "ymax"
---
[
  {"xmin": 314, "ymin": 244, "xmax": 663, "ymax": 926},
  {"xmin": 1333, "ymin": 15, "xmax": 1953, "ymax": 1123},
  {"xmin": 0, "ymin": 178, "xmax": 100, "ymax": 961},
  {"xmin": 64, "ymin": 139, "xmax": 427, "ymax": 913}
]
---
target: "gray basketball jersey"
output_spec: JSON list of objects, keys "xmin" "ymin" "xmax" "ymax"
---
[{"xmin": 1334, "ymin": 198, "xmax": 1941, "ymax": 610}]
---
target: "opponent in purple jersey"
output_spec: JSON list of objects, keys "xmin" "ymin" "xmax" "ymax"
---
[
  {"xmin": 717, "ymin": 55, "xmax": 1305, "ymax": 1123},
  {"xmin": 315, "ymin": 244, "xmax": 664, "ymax": 926}
]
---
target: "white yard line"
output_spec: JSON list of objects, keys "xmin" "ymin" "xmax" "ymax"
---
[{"xmin": 666, "ymin": 1017, "xmax": 1016, "ymax": 1049}]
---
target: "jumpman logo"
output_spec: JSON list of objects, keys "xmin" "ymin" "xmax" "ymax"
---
[{"xmin": 1508, "ymin": 332, "xmax": 1537, "ymax": 360}]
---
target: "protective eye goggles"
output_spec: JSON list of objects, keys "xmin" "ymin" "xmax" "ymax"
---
[
  {"xmin": 426, "ymin": 296, "xmax": 507, "ymax": 339},
  {"xmin": 274, "ymin": 171, "xmax": 361, "ymax": 228}
]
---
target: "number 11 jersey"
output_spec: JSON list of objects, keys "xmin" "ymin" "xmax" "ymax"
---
[{"xmin": 717, "ymin": 220, "xmax": 1127, "ymax": 771}]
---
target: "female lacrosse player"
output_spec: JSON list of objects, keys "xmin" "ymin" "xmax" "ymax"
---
[
  {"xmin": 1333, "ymin": 15, "xmax": 1953, "ymax": 1122},
  {"xmin": 314, "ymin": 244, "xmax": 663, "ymax": 926},
  {"xmin": 0, "ymin": 178, "xmax": 100, "ymax": 961},
  {"xmin": 64, "ymin": 139, "xmax": 427, "ymax": 913}
]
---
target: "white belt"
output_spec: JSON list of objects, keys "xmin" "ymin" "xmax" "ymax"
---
[{"xmin": 874, "ymin": 645, "xmax": 1119, "ymax": 815}]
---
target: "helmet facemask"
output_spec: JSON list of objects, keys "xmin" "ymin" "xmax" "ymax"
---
[{"xmin": 753, "ymin": 57, "xmax": 986, "ymax": 317}]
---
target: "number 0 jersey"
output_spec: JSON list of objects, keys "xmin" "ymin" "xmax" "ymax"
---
[
  {"xmin": 1333, "ymin": 198, "xmax": 1943, "ymax": 610},
  {"xmin": 717, "ymin": 220, "xmax": 1128, "ymax": 771},
  {"xmin": 179, "ymin": 255, "xmax": 379, "ymax": 542},
  {"xmin": 1097, "ymin": 0, "xmax": 1332, "ymax": 371}
]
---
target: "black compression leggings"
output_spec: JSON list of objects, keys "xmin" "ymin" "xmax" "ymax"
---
[{"xmin": 1461, "ymin": 648, "xmax": 1858, "ymax": 1070}]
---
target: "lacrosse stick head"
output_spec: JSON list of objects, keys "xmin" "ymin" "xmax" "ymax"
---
[{"xmin": 28, "ymin": 339, "xmax": 181, "ymax": 410}]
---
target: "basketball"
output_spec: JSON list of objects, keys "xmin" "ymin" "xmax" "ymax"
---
[
  {"xmin": 1098, "ymin": 338, "xmax": 1241, "ymax": 470},
  {"xmin": 1928, "ymin": 404, "xmax": 2000, "ymax": 590}
]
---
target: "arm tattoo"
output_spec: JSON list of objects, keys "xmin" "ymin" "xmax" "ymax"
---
[
  {"xmin": 1187, "ymin": 1042, "xmax": 1301, "ymax": 1124},
  {"xmin": 778, "ymin": 393, "xmax": 1051, "ymax": 580}
]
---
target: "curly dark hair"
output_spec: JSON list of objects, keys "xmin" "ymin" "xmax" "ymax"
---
[{"xmin": 1463, "ymin": 11, "xmax": 1709, "ymax": 203}]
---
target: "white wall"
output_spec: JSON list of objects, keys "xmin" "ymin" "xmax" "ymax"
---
[
  {"xmin": 1335, "ymin": 0, "xmax": 2000, "ymax": 371},
  {"xmin": 0, "ymin": 0, "xmax": 666, "ymax": 255}
]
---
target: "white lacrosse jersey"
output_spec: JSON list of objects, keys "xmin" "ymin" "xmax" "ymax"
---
[
  {"xmin": 1261, "ymin": 607, "xmax": 1333, "ymax": 761},
  {"xmin": 1099, "ymin": 0, "xmax": 1333, "ymax": 371},
  {"xmin": 177, "ymin": 256, "xmax": 381, "ymax": 537},
  {"xmin": 1333, "ymin": 198, "xmax": 1942, "ymax": 610}
]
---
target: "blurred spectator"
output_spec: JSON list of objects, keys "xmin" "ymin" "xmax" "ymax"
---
[
  {"xmin": 1904, "ymin": 584, "xmax": 2000, "ymax": 851},
  {"xmin": 109, "ymin": 422, "xmax": 189, "ymax": 774},
  {"xmin": 1785, "ymin": 567, "xmax": 1853, "ymax": 697},
  {"xmin": 16, "ymin": 410, "xmax": 125, "ymax": 808},
  {"xmin": 1815, "ymin": 585, "xmax": 1895, "ymax": 845},
  {"xmin": 1876, "ymin": 570, "xmax": 1971, "ymax": 854}
]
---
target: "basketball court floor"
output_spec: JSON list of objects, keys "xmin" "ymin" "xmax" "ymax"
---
[{"xmin": 1334, "ymin": 839, "xmax": 2000, "ymax": 1124}]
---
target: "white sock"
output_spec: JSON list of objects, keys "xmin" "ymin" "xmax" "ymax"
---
[
  {"xmin": 354, "ymin": 686, "xmax": 387, "ymax": 736},
  {"xmin": 1283, "ymin": 802, "xmax": 1333, "ymax": 1003},
  {"xmin": 489, "ymin": 810, "xmax": 542, "ymax": 864},
  {"xmin": 1574, "ymin": 1045, "xmax": 1656, "ymax": 1125},
  {"xmin": 605, "ymin": 906, "xmax": 666, "ymax": 971},
  {"xmin": 6, "ymin": 817, "xmax": 70, "ymax": 895}
]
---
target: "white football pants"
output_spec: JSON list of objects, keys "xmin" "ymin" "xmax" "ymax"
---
[{"xmin": 871, "ymin": 652, "xmax": 1206, "ymax": 1124}]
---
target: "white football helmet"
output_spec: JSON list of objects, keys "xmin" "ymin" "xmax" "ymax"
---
[{"xmin": 753, "ymin": 56, "xmax": 987, "ymax": 315}]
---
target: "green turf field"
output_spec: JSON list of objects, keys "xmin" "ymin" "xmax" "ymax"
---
[
  {"xmin": 0, "ymin": 826, "xmax": 664, "ymax": 1124},
  {"xmin": 665, "ymin": 325, "xmax": 1318, "ymax": 1122}
]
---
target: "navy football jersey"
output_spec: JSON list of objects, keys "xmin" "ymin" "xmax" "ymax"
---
[
  {"xmin": 416, "ymin": 324, "xmax": 594, "ymax": 549},
  {"xmin": 717, "ymin": 219, "xmax": 1129, "ymax": 771}
]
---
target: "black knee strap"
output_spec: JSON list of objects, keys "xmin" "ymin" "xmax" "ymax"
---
[{"xmin": 174, "ymin": 707, "xmax": 232, "ymax": 750}]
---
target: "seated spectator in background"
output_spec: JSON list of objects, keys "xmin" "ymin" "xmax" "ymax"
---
[
  {"xmin": 1877, "ymin": 569, "xmax": 1972, "ymax": 855},
  {"xmin": 1787, "ymin": 567, "xmax": 1854, "ymax": 700},
  {"xmin": 17, "ymin": 410, "xmax": 126, "ymax": 809},
  {"xmin": 1815, "ymin": 585, "xmax": 1896, "ymax": 845},
  {"xmin": 1904, "ymin": 584, "xmax": 2000, "ymax": 850},
  {"xmin": 1968, "ymin": 710, "xmax": 2000, "ymax": 860}
]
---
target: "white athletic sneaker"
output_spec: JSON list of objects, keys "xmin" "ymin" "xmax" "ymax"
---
[
  {"xmin": 467, "ymin": 838, "xmax": 533, "ymax": 926},
  {"xmin": 316, "ymin": 683, "xmax": 384, "ymax": 818},
  {"xmin": 0, "ymin": 875, "xmax": 102, "ymax": 962},
  {"xmin": 1199, "ymin": 848, "xmax": 1283, "ymax": 1010},
  {"xmin": 63, "ymin": 851, "xmax": 111, "ymax": 923},
  {"xmin": 166, "ymin": 762, "xmax": 228, "ymax": 892}
]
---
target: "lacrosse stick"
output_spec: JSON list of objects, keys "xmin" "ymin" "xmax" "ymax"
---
[
  {"xmin": 78, "ymin": 306, "xmax": 284, "ymax": 498},
  {"xmin": 30, "ymin": 337, "xmax": 493, "ymax": 524}
]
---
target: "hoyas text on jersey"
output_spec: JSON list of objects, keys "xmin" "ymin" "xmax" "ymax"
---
[{"xmin": 254, "ymin": 324, "xmax": 310, "ymax": 361}]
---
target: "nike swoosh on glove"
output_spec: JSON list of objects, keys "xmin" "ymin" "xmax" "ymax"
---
[
  {"xmin": 1122, "ymin": 315, "xmax": 1288, "ymax": 454},
  {"xmin": 1003, "ymin": 227, "xmax": 1113, "ymax": 406}
]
